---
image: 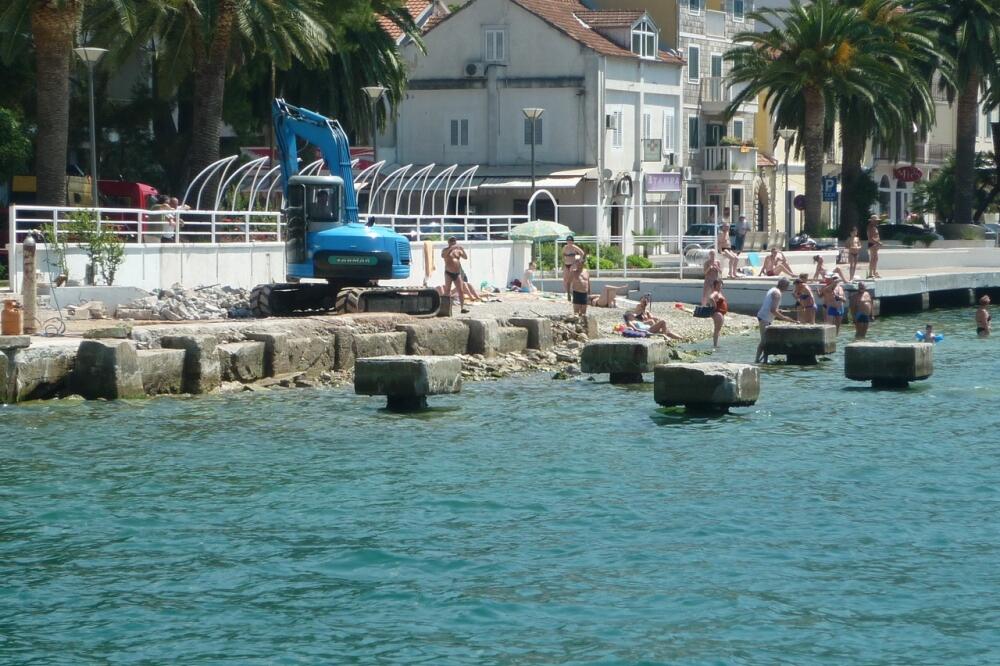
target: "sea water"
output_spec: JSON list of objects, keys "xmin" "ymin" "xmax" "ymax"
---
[{"xmin": 2, "ymin": 309, "xmax": 999, "ymax": 664}]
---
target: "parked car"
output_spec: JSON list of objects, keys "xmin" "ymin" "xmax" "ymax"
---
[
  {"xmin": 872, "ymin": 224, "xmax": 943, "ymax": 243},
  {"xmin": 978, "ymin": 223, "xmax": 999, "ymax": 243},
  {"xmin": 682, "ymin": 223, "xmax": 719, "ymax": 252}
]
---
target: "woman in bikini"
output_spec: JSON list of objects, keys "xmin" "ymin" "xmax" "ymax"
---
[
  {"xmin": 793, "ymin": 274, "xmax": 817, "ymax": 324},
  {"xmin": 866, "ymin": 215, "xmax": 883, "ymax": 278},
  {"xmin": 702, "ymin": 249, "xmax": 721, "ymax": 306},
  {"xmin": 562, "ymin": 235, "xmax": 586, "ymax": 302},
  {"xmin": 847, "ymin": 227, "xmax": 861, "ymax": 281},
  {"xmin": 718, "ymin": 224, "xmax": 740, "ymax": 278},
  {"xmin": 976, "ymin": 295, "xmax": 992, "ymax": 337},
  {"xmin": 708, "ymin": 278, "xmax": 728, "ymax": 347},
  {"xmin": 811, "ymin": 254, "xmax": 848, "ymax": 283}
]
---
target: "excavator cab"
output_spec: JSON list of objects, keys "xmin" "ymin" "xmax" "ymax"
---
[{"xmin": 284, "ymin": 175, "xmax": 344, "ymax": 264}]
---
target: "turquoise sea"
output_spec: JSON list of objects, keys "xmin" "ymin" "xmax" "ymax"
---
[{"xmin": 2, "ymin": 309, "xmax": 999, "ymax": 664}]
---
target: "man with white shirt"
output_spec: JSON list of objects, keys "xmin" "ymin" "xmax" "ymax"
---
[{"xmin": 755, "ymin": 277, "xmax": 796, "ymax": 363}]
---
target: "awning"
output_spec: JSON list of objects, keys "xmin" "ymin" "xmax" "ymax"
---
[{"xmin": 477, "ymin": 176, "xmax": 583, "ymax": 190}]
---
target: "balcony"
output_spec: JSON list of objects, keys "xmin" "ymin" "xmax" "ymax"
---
[
  {"xmin": 873, "ymin": 142, "xmax": 952, "ymax": 165},
  {"xmin": 699, "ymin": 77, "xmax": 753, "ymax": 115},
  {"xmin": 702, "ymin": 146, "xmax": 758, "ymax": 179}
]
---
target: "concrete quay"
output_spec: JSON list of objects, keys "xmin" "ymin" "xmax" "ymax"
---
[{"xmin": 0, "ymin": 313, "xmax": 595, "ymax": 404}]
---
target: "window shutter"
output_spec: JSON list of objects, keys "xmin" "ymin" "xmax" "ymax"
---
[
  {"xmin": 451, "ymin": 120, "xmax": 459, "ymax": 146},
  {"xmin": 664, "ymin": 107, "xmax": 675, "ymax": 152},
  {"xmin": 461, "ymin": 119, "xmax": 469, "ymax": 146}
]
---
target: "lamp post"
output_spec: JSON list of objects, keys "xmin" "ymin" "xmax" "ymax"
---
[
  {"xmin": 362, "ymin": 85, "xmax": 387, "ymax": 165},
  {"xmin": 521, "ymin": 107, "xmax": 544, "ymax": 191},
  {"xmin": 74, "ymin": 47, "xmax": 108, "ymax": 207},
  {"xmin": 777, "ymin": 127, "xmax": 797, "ymax": 238}
]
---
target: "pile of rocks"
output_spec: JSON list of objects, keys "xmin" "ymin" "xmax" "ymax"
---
[{"xmin": 117, "ymin": 284, "xmax": 253, "ymax": 321}]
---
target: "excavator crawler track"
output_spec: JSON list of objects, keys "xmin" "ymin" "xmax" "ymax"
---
[{"xmin": 251, "ymin": 283, "xmax": 440, "ymax": 318}]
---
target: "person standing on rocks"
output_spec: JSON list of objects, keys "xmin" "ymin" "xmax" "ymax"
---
[
  {"xmin": 702, "ymin": 249, "xmax": 721, "ymax": 306},
  {"xmin": 755, "ymin": 277, "xmax": 796, "ymax": 363},
  {"xmin": 866, "ymin": 215, "xmax": 883, "ymax": 278},
  {"xmin": 717, "ymin": 223, "xmax": 740, "ymax": 279},
  {"xmin": 851, "ymin": 282, "xmax": 874, "ymax": 339},
  {"xmin": 562, "ymin": 236, "xmax": 587, "ymax": 302},
  {"xmin": 442, "ymin": 237, "xmax": 470, "ymax": 314},
  {"xmin": 847, "ymin": 227, "xmax": 861, "ymax": 281},
  {"xmin": 570, "ymin": 259, "xmax": 590, "ymax": 316}
]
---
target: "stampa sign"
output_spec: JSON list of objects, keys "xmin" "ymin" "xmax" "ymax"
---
[
  {"xmin": 893, "ymin": 165, "xmax": 923, "ymax": 182},
  {"xmin": 645, "ymin": 172, "xmax": 682, "ymax": 193}
]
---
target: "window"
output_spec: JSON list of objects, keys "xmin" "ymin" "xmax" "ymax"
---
[
  {"xmin": 449, "ymin": 118, "xmax": 469, "ymax": 147},
  {"xmin": 733, "ymin": 0, "xmax": 745, "ymax": 21},
  {"xmin": 485, "ymin": 28, "xmax": 506, "ymax": 63},
  {"xmin": 688, "ymin": 115, "xmax": 700, "ymax": 150},
  {"xmin": 611, "ymin": 109, "xmax": 624, "ymax": 149},
  {"xmin": 711, "ymin": 53, "xmax": 723, "ymax": 79},
  {"xmin": 631, "ymin": 17, "xmax": 657, "ymax": 59},
  {"xmin": 689, "ymin": 0, "xmax": 701, "ymax": 14},
  {"xmin": 687, "ymin": 186, "xmax": 700, "ymax": 226},
  {"xmin": 688, "ymin": 46, "xmax": 700, "ymax": 81},
  {"xmin": 733, "ymin": 119, "xmax": 744, "ymax": 140},
  {"xmin": 643, "ymin": 112, "xmax": 653, "ymax": 140},
  {"xmin": 707, "ymin": 123, "xmax": 724, "ymax": 147},
  {"xmin": 523, "ymin": 117, "xmax": 543, "ymax": 145},
  {"xmin": 664, "ymin": 107, "xmax": 676, "ymax": 152}
]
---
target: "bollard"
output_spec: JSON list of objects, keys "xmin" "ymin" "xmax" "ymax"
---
[{"xmin": 22, "ymin": 236, "xmax": 37, "ymax": 335}]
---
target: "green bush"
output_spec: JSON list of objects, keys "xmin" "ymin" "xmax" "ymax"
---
[
  {"xmin": 586, "ymin": 256, "xmax": 615, "ymax": 271},
  {"xmin": 626, "ymin": 254, "xmax": 653, "ymax": 268},
  {"xmin": 578, "ymin": 242, "xmax": 624, "ymax": 269},
  {"xmin": 66, "ymin": 211, "xmax": 126, "ymax": 285}
]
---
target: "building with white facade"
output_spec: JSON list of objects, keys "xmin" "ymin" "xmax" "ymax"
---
[{"xmin": 380, "ymin": 0, "xmax": 687, "ymax": 241}]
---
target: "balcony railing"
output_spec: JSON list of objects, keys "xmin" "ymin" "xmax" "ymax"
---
[
  {"xmin": 703, "ymin": 146, "xmax": 757, "ymax": 173},
  {"xmin": 700, "ymin": 78, "xmax": 751, "ymax": 107},
  {"xmin": 873, "ymin": 142, "xmax": 952, "ymax": 164}
]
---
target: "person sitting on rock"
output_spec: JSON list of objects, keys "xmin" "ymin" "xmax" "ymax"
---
[{"xmin": 760, "ymin": 247, "xmax": 796, "ymax": 277}]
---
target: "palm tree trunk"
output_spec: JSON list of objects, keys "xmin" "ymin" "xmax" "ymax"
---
[
  {"xmin": 187, "ymin": 0, "xmax": 237, "ymax": 187},
  {"xmin": 953, "ymin": 68, "xmax": 980, "ymax": 225},
  {"xmin": 30, "ymin": 1, "xmax": 82, "ymax": 206},
  {"xmin": 802, "ymin": 86, "xmax": 825, "ymax": 236},
  {"xmin": 838, "ymin": 122, "xmax": 866, "ymax": 239}
]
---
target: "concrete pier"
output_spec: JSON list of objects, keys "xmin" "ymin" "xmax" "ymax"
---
[
  {"xmin": 845, "ymin": 341, "xmax": 933, "ymax": 388},
  {"xmin": 763, "ymin": 324, "xmax": 837, "ymax": 364},
  {"xmin": 580, "ymin": 339, "xmax": 671, "ymax": 384},
  {"xmin": 654, "ymin": 363, "xmax": 760, "ymax": 413},
  {"xmin": 354, "ymin": 355, "xmax": 462, "ymax": 410}
]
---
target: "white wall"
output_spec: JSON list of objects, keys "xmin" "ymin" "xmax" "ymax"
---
[{"xmin": 384, "ymin": 240, "xmax": 531, "ymax": 291}]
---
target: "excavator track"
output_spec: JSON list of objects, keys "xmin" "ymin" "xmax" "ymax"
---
[
  {"xmin": 334, "ymin": 286, "xmax": 441, "ymax": 317},
  {"xmin": 251, "ymin": 283, "xmax": 440, "ymax": 318}
]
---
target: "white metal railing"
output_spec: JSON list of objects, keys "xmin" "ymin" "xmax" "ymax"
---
[
  {"xmin": 703, "ymin": 146, "xmax": 757, "ymax": 172},
  {"xmin": 365, "ymin": 213, "xmax": 529, "ymax": 241}
]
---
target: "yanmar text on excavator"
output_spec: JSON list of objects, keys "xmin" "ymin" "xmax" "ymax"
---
[{"xmin": 249, "ymin": 99, "xmax": 441, "ymax": 317}]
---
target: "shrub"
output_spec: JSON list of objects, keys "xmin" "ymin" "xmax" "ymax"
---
[
  {"xmin": 66, "ymin": 211, "xmax": 126, "ymax": 285},
  {"xmin": 626, "ymin": 254, "xmax": 653, "ymax": 268},
  {"xmin": 586, "ymin": 256, "xmax": 615, "ymax": 271}
]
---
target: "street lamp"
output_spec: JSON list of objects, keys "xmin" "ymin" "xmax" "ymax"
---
[
  {"xmin": 362, "ymin": 85, "xmax": 387, "ymax": 164},
  {"xmin": 777, "ymin": 127, "xmax": 797, "ymax": 238},
  {"xmin": 74, "ymin": 47, "xmax": 108, "ymax": 208},
  {"xmin": 522, "ymin": 107, "xmax": 544, "ymax": 194}
]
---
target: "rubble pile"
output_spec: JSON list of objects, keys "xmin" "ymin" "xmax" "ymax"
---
[{"xmin": 117, "ymin": 284, "xmax": 253, "ymax": 321}]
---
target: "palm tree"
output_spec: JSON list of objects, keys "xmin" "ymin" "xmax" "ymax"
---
[
  {"xmin": 835, "ymin": 0, "xmax": 942, "ymax": 237},
  {"xmin": 1, "ymin": 0, "xmax": 83, "ymax": 205},
  {"xmin": 931, "ymin": 0, "xmax": 1000, "ymax": 226},
  {"xmin": 726, "ymin": 0, "xmax": 912, "ymax": 235}
]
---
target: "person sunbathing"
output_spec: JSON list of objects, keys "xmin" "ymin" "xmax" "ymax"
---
[
  {"xmin": 812, "ymin": 254, "xmax": 849, "ymax": 283},
  {"xmin": 624, "ymin": 312, "xmax": 682, "ymax": 340},
  {"xmin": 759, "ymin": 247, "xmax": 796, "ymax": 277}
]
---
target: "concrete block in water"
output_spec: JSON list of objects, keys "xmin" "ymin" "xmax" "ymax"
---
[
  {"xmin": 845, "ymin": 341, "xmax": 933, "ymax": 388},
  {"xmin": 72, "ymin": 340, "xmax": 145, "ymax": 400},
  {"xmin": 580, "ymin": 339, "xmax": 670, "ymax": 384},
  {"xmin": 353, "ymin": 332, "xmax": 407, "ymax": 360},
  {"xmin": 463, "ymin": 319, "xmax": 501, "ymax": 357},
  {"xmin": 217, "ymin": 341, "xmax": 266, "ymax": 383},
  {"xmin": 137, "ymin": 349, "xmax": 185, "ymax": 395},
  {"xmin": 508, "ymin": 318, "xmax": 554, "ymax": 350},
  {"xmin": 0, "ymin": 336, "xmax": 30, "ymax": 350},
  {"xmin": 497, "ymin": 327, "xmax": 529, "ymax": 354},
  {"xmin": 355, "ymin": 355, "xmax": 462, "ymax": 410},
  {"xmin": 246, "ymin": 331, "xmax": 333, "ymax": 376},
  {"xmin": 0, "ymin": 353, "xmax": 8, "ymax": 404},
  {"xmin": 160, "ymin": 335, "xmax": 220, "ymax": 394},
  {"xmin": 654, "ymin": 363, "xmax": 760, "ymax": 412},
  {"xmin": 396, "ymin": 320, "xmax": 470, "ymax": 356},
  {"xmin": 8, "ymin": 345, "xmax": 77, "ymax": 402},
  {"xmin": 763, "ymin": 324, "xmax": 837, "ymax": 364}
]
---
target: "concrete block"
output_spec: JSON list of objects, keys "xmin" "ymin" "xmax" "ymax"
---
[
  {"xmin": 355, "ymin": 355, "xmax": 462, "ymax": 410},
  {"xmin": 845, "ymin": 341, "xmax": 933, "ymax": 388},
  {"xmin": 654, "ymin": 363, "xmax": 760, "ymax": 412},
  {"xmin": 583, "ymin": 314, "xmax": 599, "ymax": 339},
  {"xmin": 0, "ymin": 353, "xmax": 9, "ymax": 404},
  {"xmin": 72, "ymin": 340, "xmax": 145, "ymax": 400},
  {"xmin": 497, "ymin": 327, "xmax": 529, "ymax": 354},
  {"xmin": 334, "ymin": 330, "xmax": 355, "ymax": 370},
  {"xmin": 353, "ymin": 331, "xmax": 408, "ymax": 360},
  {"xmin": 508, "ymin": 317, "xmax": 554, "ymax": 350},
  {"xmin": 137, "ymin": 349, "xmax": 185, "ymax": 395},
  {"xmin": 245, "ymin": 331, "xmax": 290, "ymax": 376},
  {"xmin": 82, "ymin": 324, "xmax": 133, "ymax": 339},
  {"xmin": 160, "ymin": 335, "xmax": 221, "ymax": 394},
  {"xmin": 763, "ymin": 324, "xmax": 837, "ymax": 364},
  {"xmin": 463, "ymin": 319, "xmax": 501, "ymax": 358},
  {"xmin": 580, "ymin": 339, "xmax": 671, "ymax": 383},
  {"xmin": 396, "ymin": 320, "xmax": 470, "ymax": 356},
  {"xmin": 9, "ymin": 345, "xmax": 77, "ymax": 402},
  {"xmin": 0, "ymin": 336, "xmax": 30, "ymax": 350},
  {"xmin": 218, "ymin": 341, "xmax": 266, "ymax": 383},
  {"xmin": 286, "ymin": 336, "xmax": 333, "ymax": 375},
  {"xmin": 115, "ymin": 307, "xmax": 158, "ymax": 320}
]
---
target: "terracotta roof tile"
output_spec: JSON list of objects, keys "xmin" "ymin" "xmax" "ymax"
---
[
  {"xmin": 574, "ymin": 9, "xmax": 645, "ymax": 29},
  {"xmin": 377, "ymin": 0, "xmax": 432, "ymax": 42}
]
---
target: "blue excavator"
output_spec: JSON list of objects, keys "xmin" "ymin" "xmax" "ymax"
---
[{"xmin": 249, "ymin": 99, "xmax": 440, "ymax": 317}]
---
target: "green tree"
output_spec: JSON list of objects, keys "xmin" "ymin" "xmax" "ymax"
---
[
  {"xmin": 0, "ymin": 107, "xmax": 32, "ymax": 182},
  {"xmin": 912, "ymin": 153, "xmax": 999, "ymax": 224},
  {"xmin": 726, "ymin": 0, "xmax": 911, "ymax": 235},
  {"xmin": 930, "ymin": 0, "xmax": 1000, "ymax": 225}
]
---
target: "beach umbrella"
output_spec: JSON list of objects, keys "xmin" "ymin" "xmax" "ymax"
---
[{"xmin": 508, "ymin": 219, "xmax": 574, "ymax": 241}]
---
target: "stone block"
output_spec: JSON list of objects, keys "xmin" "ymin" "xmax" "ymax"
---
[
  {"xmin": 82, "ymin": 324, "xmax": 133, "ymax": 339},
  {"xmin": 287, "ymin": 336, "xmax": 334, "ymax": 375},
  {"xmin": 763, "ymin": 324, "xmax": 837, "ymax": 364},
  {"xmin": 9, "ymin": 345, "xmax": 77, "ymax": 402},
  {"xmin": 508, "ymin": 317, "xmax": 554, "ymax": 350},
  {"xmin": 115, "ymin": 307, "xmax": 159, "ymax": 320},
  {"xmin": 497, "ymin": 327, "xmax": 529, "ymax": 354},
  {"xmin": 160, "ymin": 335, "xmax": 221, "ymax": 394},
  {"xmin": 353, "ymin": 331, "xmax": 407, "ymax": 360},
  {"xmin": 845, "ymin": 341, "xmax": 933, "ymax": 388},
  {"xmin": 217, "ymin": 341, "xmax": 266, "ymax": 383},
  {"xmin": 137, "ymin": 349, "xmax": 185, "ymax": 395},
  {"xmin": 463, "ymin": 319, "xmax": 501, "ymax": 357},
  {"xmin": 654, "ymin": 363, "xmax": 760, "ymax": 412},
  {"xmin": 583, "ymin": 314, "xmax": 599, "ymax": 339},
  {"xmin": 72, "ymin": 340, "xmax": 146, "ymax": 400},
  {"xmin": 334, "ymin": 330, "xmax": 356, "ymax": 370},
  {"xmin": 0, "ymin": 336, "xmax": 30, "ymax": 350},
  {"xmin": 355, "ymin": 355, "xmax": 462, "ymax": 410},
  {"xmin": 396, "ymin": 319, "xmax": 470, "ymax": 356},
  {"xmin": 580, "ymin": 339, "xmax": 670, "ymax": 383},
  {"xmin": 245, "ymin": 331, "xmax": 290, "ymax": 376}
]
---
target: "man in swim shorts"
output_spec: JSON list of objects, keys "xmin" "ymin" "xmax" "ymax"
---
[
  {"xmin": 819, "ymin": 275, "xmax": 846, "ymax": 335},
  {"xmin": 570, "ymin": 259, "xmax": 591, "ymax": 316},
  {"xmin": 851, "ymin": 282, "xmax": 874, "ymax": 338},
  {"xmin": 441, "ymin": 236, "xmax": 470, "ymax": 314},
  {"xmin": 759, "ymin": 247, "xmax": 796, "ymax": 277}
]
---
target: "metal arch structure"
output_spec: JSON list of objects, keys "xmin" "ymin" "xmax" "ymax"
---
[
  {"xmin": 216, "ymin": 156, "xmax": 269, "ymax": 211},
  {"xmin": 445, "ymin": 166, "xmax": 479, "ymax": 218},
  {"xmin": 182, "ymin": 155, "xmax": 239, "ymax": 209},
  {"xmin": 250, "ymin": 165, "xmax": 282, "ymax": 211},
  {"xmin": 421, "ymin": 165, "xmax": 457, "ymax": 218},
  {"xmin": 396, "ymin": 164, "xmax": 435, "ymax": 217},
  {"xmin": 353, "ymin": 160, "xmax": 386, "ymax": 198}
]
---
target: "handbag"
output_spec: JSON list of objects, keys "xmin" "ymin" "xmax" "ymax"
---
[{"xmin": 692, "ymin": 304, "xmax": 716, "ymax": 318}]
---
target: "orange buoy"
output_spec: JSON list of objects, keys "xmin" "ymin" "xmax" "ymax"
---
[{"xmin": 1, "ymin": 299, "xmax": 23, "ymax": 335}]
